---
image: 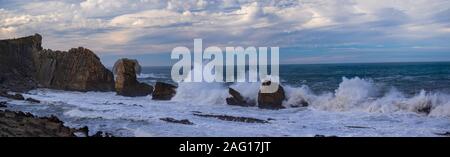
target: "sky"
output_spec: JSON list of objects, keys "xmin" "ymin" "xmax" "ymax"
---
[{"xmin": 1, "ymin": 0, "xmax": 450, "ymax": 66}]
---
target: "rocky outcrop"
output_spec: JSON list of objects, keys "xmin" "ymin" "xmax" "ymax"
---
[
  {"xmin": 1, "ymin": 34, "xmax": 115, "ymax": 92},
  {"xmin": 160, "ymin": 117, "xmax": 194, "ymax": 125},
  {"xmin": 226, "ymin": 88, "xmax": 255, "ymax": 107},
  {"xmin": 0, "ymin": 91, "xmax": 25, "ymax": 100},
  {"xmin": 152, "ymin": 82, "xmax": 177, "ymax": 100},
  {"xmin": 0, "ymin": 110, "xmax": 77, "ymax": 137},
  {"xmin": 36, "ymin": 47, "xmax": 115, "ymax": 91},
  {"xmin": 0, "ymin": 34, "xmax": 42, "ymax": 92},
  {"xmin": 192, "ymin": 112, "xmax": 269, "ymax": 124},
  {"xmin": 257, "ymin": 81, "xmax": 286, "ymax": 109},
  {"xmin": 113, "ymin": 58, "xmax": 153, "ymax": 97}
]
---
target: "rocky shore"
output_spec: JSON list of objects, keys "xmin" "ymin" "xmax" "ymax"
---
[{"xmin": 1, "ymin": 34, "xmax": 297, "ymax": 137}]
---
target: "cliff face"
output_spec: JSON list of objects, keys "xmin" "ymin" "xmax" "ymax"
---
[
  {"xmin": 0, "ymin": 34, "xmax": 42, "ymax": 91},
  {"xmin": 0, "ymin": 34, "xmax": 114, "ymax": 92},
  {"xmin": 36, "ymin": 48, "xmax": 115, "ymax": 91}
]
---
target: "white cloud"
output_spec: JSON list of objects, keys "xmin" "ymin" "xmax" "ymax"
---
[{"xmin": 0, "ymin": 0, "xmax": 449, "ymax": 55}]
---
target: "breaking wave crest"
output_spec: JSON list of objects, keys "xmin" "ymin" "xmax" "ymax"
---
[{"xmin": 172, "ymin": 77, "xmax": 450, "ymax": 117}]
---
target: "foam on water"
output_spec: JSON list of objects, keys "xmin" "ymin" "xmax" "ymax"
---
[{"xmin": 3, "ymin": 76, "xmax": 450, "ymax": 137}]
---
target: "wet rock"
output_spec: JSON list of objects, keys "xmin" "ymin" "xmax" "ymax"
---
[
  {"xmin": 314, "ymin": 135, "xmax": 338, "ymax": 137},
  {"xmin": 36, "ymin": 47, "xmax": 115, "ymax": 92},
  {"xmin": 25, "ymin": 97, "xmax": 40, "ymax": 103},
  {"xmin": 416, "ymin": 100, "xmax": 432, "ymax": 115},
  {"xmin": 0, "ymin": 110, "xmax": 76, "ymax": 137},
  {"xmin": 193, "ymin": 113, "xmax": 269, "ymax": 124},
  {"xmin": 113, "ymin": 58, "xmax": 153, "ymax": 97},
  {"xmin": 289, "ymin": 99, "xmax": 309, "ymax": 108},
  {"xmin": 91, "ymin": 131, "xmax": 114, "ymax": 137},
  {"xmin": 434, "ymin": 132, "xmax": 450, "ymax": 136},
  {"xmin": 226, "ymin": 88, "xmax": 255, "ymax": 107},
  {"xmin": 160, "ymin": 117, "xmax": 194, "ymax": 125},
  {"xmin": 0, "ymin": 101, "xmax": 6, "ymax": 108},
  {"xmin": 152, "ymin": 82, "xmax": 177, "ymax": 100},
  {"xmin": 0, "ymin": 91, "xmax": 25, "ymax": 100},
  {"xmin": 257, "ymin": 81, "xmax": 286, "ymax": 110},
  {"xmin": 345, "ymin": 126, "xmax": 375, "ymax": 129}
]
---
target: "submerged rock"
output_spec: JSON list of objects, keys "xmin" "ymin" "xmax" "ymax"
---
[
  {"xmin": 25, "ymin": 97, "xmax": 40, "ymax": 103},
  {"xmin": 226, "ymin": 88, "xmax": 255, "ymax": 107},
  {"xmin": 193, "ymin": 113, "xmax": 269, "ymax": 124},
  {"xmin": 257, "ymin": 81, "xmax": 286, "ymax": 110},
  {"xmin": 113, "ymin": 58, "xmax": 153, "ymax": 97},
  {"xmin": 152, "ymin": 82, "xmax": 177, "ymax": 100},
  {"xmin": 36, "ymin": 47, "xmax": 115, "ymax": 92}
]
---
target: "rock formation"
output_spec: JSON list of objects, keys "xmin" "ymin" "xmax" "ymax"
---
[
  {"xmin": 226, "ymin": 88, "xmax": 255, "ymax": 107},
  {"xmin": 113, "ymin": 58, "xmax": 153, "ymax": 97},
  {"xmin": 1, "ymin": 34, "xmax": 115, "ymax": 92},
  {"xmin": 152, "ymin": 82, "xmax": 177, "ymax": 100},
  {"xmin": 36, "ymin": 47, "xmax": 115, "ymax": 91},
  {"xmin": 0, "ymin": 34, "xmax": 42, "ymax": 91},
  {"xmin": 257, "ymin": 81, "xmax": 286, "ymax": 109}
]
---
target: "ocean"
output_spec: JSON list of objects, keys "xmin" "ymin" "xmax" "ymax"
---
[{"xmin": 3, "ymin": 62, "xmax": 450, "ymax": 136}]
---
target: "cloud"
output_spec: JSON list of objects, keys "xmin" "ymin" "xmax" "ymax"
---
[{"xmin": 0, "ymin": 0, "xmax": 449, "ymax": 60}]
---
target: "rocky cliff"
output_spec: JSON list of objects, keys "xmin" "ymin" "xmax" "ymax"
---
[
  {"xmin": 36, "ymin": 47, "xmax": 115, "ymax": 91},
  {"xmin": 0, "ymin": 34, "xmax": 42, "ymax": 91},
  {"xmin": 0, "ymin": 34, "xmax": 114, "ymax": 92}
]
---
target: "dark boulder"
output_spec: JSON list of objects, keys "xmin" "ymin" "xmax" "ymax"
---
[
  {"xmin": 36, "ymin": 47, "xmax": 115, "ymax": 92},
  {"xmin": 152, "ymin": 82, "xmax": 177, "ymax": 100},
  {"xmin": 257, "ymin": 81, "xmax": 286, "ymax": 110},
  {"xmin": 0, "ymin": 91, "xmax": 25, "ymax": 100},
  {"xmin": 226, "ymin": 88, "xmax": 255, "ymax": 107},
  {"xmin": 0, "ymin": 101, "xmax": 6, "ymax": 108},
  {"xmin": 113, "ymin": 58, "xmax": 153, "ymax": 97},
  {"xmin": 160, "ymin": 117, "xmax": 194, "ymax": 125},
  {"xmin": 25, "ymin": 97, "xmax": 40, "ymax": 103}
]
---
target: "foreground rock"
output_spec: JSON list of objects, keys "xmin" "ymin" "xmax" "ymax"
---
[
  {"xmin": 36, "ymin": 47, "xmax": 115, "ymax": 91},
  {"xmin": 152, "ymin": 82, "xmax": 177, "ymax": 100},
  {"xmin": 0, "ymin": 110, "xmax": 77, "ymax": 137},
  {"xmin": 0, "ymin": 91, "xmax": 25, "ymax": 100},
  {"xmin": 257, "ymin": 81, "xmax": 286, "ymax": 109},
  {"xmin": 113, "ymin": 58, "xmax": 153, "ymax": 97},
  {"xmin": 226, "ymin": 88, "xmax": 255, "ymax": 107},
  {"xmin": 0, "ymin": 101, "xmax": 6, "ymax": 108},
  {"xmin": 0, "ymin": 34, "xmax": 42, "ymax": 92}
]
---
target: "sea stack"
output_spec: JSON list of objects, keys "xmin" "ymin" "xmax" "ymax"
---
[
  {"xmin": 257, "ymin": 81, "xmax": 286, "ymax": 109},
  {"xmin": 113, "ymin": 58, "xmax": 153, "ymax": 97}
]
